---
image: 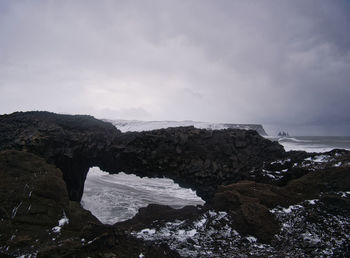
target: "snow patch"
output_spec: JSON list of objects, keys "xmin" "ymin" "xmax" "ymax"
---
[
  {"xmin": 271, "ymin": 198, "xmax": 350, "ymax": 255},
  {"xmin": 270, "ymin": 158, "xmax": 291, "ymax": 165},
  {"xmin": 194, "ymin": 218, "xmax": 206, "ymax": 228},
  {"xmin": 337, "ymin": 191, "xmax": 350, "ymax": 198},
  {"xmin": 132, "ymin": 210, "xmax": 240, "ymax": 257},
  {"xmin": 52, "ymin": 211, "xmax": 69, "ymax": 233},
  {"xmin": 139, "ymin": 228, "xmax": 156, "ymax": 235},
  {"xmin": 333, "ymin": 162, "xmax": 342, "ymax": 167},
  {"xmin": 246, "ymin": 236, "xmax": 257, "ymax": 243},
  {"xmin": 307, "ymin": 199, "xmax": 318, "ymax": 205},
  {"xmin": 11, "ymin": 201, "xmax": 23, "ymax": 219},
  {"xmin": 302, "ymin": 232, "xmax": 321, "ymax": 244}
]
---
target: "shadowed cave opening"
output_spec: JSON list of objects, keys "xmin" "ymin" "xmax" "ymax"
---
[{"xmin": 81, "ymin": 167, "xmax": 205, "ymax": 224}]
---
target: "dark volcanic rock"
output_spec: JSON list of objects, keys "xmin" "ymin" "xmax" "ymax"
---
[
  {"xmin": 125, "ymin": 164, "xmax": 350, "ymax": 257},
  {"xmin": 111, "ymin": 126, "xmax": 285, "ymax": 200},
  {"xmin": 0, "ymin": 150, "xmax": 70, "ymax": 256},
  {"xmin": 1, "ymin": 111, "xmax": 350, "ymax": 257},
  {"xmin": 0, "ymin": 111, "xmax": 121, "ymax": 201},
  {"xmin": 0, "ymin": 111, "xmax": 285, "ymax": 202},
  {"xmin": 0, "ymin": 150, "xmax": 179, "ymax": 257},
  {"xmin": 208, "ymin": 164, "xmax": 350, "ymax": 243}
]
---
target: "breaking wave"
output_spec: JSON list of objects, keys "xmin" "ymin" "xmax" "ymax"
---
[{"xmin": 81, "ymin": 167, "xmax": 204, "ymax": 224}]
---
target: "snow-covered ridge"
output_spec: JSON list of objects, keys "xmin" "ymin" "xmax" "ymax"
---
[{"xmin": 105, "ymin": 119, "xmax": 267, "ymax": 135}]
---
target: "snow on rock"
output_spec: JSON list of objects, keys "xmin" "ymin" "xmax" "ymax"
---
[
  {"xmin": 133, "ymin": 195, "xmax": 350, "ymax": 257},
  {"xmin": 246, "ymin": 236, "xmax": 257, "ymax": 243},
  {"xmin": 194, "ymin": 218, "xmax": 207, "ymax": 228},
  {"xmin": 308, "ymin": 199, "xmax": 318, "ymax": 205},
  {"xmin": 313, "ymin": 155, "xmax": 331, "ymax": 162},
  {"xmin": 139, "ymin": 228, "xmax": 156, "ymax": 235},
  {"xmin": 270, "ymin": 158, "xmax": 291, "ymax": 165},
  {"xmin": 294, "ymin": 152, "xmax": 349, "ymax": 170},
  {"xmin": 52, "ymin": 211, "xmax": 69, "ymax": 233},
  {"xmin": 336, "ymin": 191, "xmax": 350, "ymax": 198},
  {"xmin": 132, "ymin": 210, "xmax": 273, "ymax": 257},
  {"xmin": 261, "ymin": 169, "xmax": 284, "ymax": 181},
  {"xmin": 259, "ymin": 158, "xmax": 294, "ymax": 182},
  {"xmin": 334, "ymin": 162, "xmax": 342, "ymax": 167},
  {"xmin": 270, "ymin": 197, "xmax": 350, "ymax": 256},
  {"xmin": 11, "ymin": 201, "xmax": 23, "ymax": 219}
]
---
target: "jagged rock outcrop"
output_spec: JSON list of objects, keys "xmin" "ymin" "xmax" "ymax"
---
[{"xmin": 0, "ymin": 111, "xmax": 284, "ymax": 202}]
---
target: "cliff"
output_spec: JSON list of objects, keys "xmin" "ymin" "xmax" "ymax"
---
[{"xmin": 108, "ymin": 119, "xmax": 268, "ymax": 135}]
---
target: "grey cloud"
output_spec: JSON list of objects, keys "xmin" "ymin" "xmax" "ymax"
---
[{"xmin": 0, "ymin": 0, "xmax": 349, "ymax": 135}]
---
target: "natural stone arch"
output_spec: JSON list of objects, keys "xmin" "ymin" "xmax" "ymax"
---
[{"xmin": 0, "ymin": 111, "xmax": 285, "ymax": 202}]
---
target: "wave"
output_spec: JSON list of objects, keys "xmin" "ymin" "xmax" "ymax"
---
[
  {"xmin": 81, "ymin": 167, "xmax": 205, "ymax": 224},
  {"xmin": 278, "ymin": 137, "xmax": 313, "ymax": 143}
]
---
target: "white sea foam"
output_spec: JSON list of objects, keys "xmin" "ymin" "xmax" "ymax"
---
[
  {"xmin": 81, "ymin": 167, "xmax": 205, "ymax": 224},
  {"xmin": 269, "ymin": 136, "xmax": 350, "ymax": 153},
  {"xmin": 278, "ymin": 137, "xmax": 313, "ymax": 143}
]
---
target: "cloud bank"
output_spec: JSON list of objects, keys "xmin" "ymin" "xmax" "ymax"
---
[{"xmin": 1, "ymin": 0, "xmax": 350, "ymax": 135}]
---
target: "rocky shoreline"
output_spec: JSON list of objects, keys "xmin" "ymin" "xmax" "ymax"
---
[{"xmin": 0, "ymin": 111, "xmax": 349, "ymax": 257}]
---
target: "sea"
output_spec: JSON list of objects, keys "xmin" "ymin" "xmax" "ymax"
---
[
  {"xmin": 269, "ymin": 136, "xmax": 350, "ymax": 153},
  {"xmin": 81, "ymin": 121, "xmax": 350, "ymax": 224},
  {"xmin": 81, "ymin": 168, "xmax": 205, "ymax": 224}
]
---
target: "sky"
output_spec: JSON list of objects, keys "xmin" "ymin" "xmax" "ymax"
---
[{"xmin": 0, "ymin": 0, "xmax": 350, "ymax": 136}]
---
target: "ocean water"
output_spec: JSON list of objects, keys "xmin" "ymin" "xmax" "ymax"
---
[
  {"xmin": 81, "ymin": 136, "xmax": 350, "ymax": 224},
  {"xmin": 81, "ymin": 167, "xmax": 205, "ymax": 224},
  {"xmin": 271, "ymin": 136, "xmax": 350, "ymax": 153}
]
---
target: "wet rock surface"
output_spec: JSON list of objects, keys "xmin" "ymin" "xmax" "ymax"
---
[{"xmin": 0, "ymin": 111, "xmax": 349, "ymax": 257}]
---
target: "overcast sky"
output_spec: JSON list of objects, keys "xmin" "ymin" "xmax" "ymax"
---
[{"xmin": 1, "ymin": 0, "xmax": 350, "ymax": 135}]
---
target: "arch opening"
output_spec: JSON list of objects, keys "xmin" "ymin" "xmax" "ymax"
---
[{"xmin": 81, "ymin": 167, "xmax": 205, "ymax": 224}]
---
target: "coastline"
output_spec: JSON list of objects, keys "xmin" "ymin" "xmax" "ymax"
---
[{"xmin": 1, "ymin": 111, "xmax": 349, "ymax": 257}]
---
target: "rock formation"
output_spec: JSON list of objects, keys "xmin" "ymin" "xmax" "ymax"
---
[
  {"xmin": 0, "ymin": 111, "xmax": 283, "ymax": 202},
  {"xmin": 0, "ymin": 111, "xmax": 349, "ymax": 257},
  {"xmin": 0, "ymin": 150, "xmax": 180, "ymax": 257},
  {"xmin": 108, "ymin": 119, "xmax": 268, "ymax": 136},
  {"xmin": 119, "ymin": 163, "xmax": 350, "ymax": 257}
]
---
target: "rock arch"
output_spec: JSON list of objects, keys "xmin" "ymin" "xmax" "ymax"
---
[{"xmin": 0, "ymin": 111, "xmax": 285, "ymax": 202}]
